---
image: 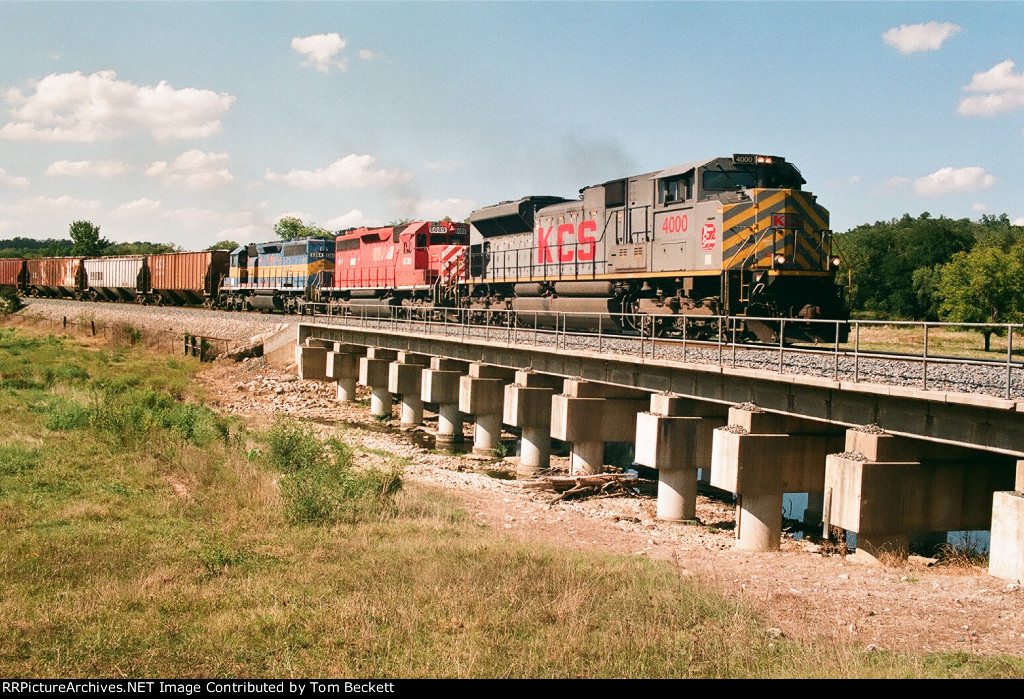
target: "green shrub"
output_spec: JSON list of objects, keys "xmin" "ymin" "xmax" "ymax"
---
[
  {"xmin": 265, "ymin": 418, "xmax": 403, "ymax": 525},
  {"xmin": 265, "ymin": 418, "xmax": 329, "ymax": 473},
  {"xmin": 197, "ymin": 540, "xmax": 249, "ymax": 576},
  {"xmin": 0, "ymin": 288, "xmax": 22, "ymax": 315},
  {"xmin": 43, "ymin": 362, "xmax": 89, "ymax": 386},
  {"xmin": 43, "ymin": 398, "xmax": 91, "ymax": 431}
]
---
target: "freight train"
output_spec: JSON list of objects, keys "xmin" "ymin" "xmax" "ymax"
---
[{"xmin": 0, "ymin": 154, "xmax": 846, "ymax": 341}]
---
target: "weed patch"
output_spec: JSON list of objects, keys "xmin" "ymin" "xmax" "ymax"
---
[
  {"xmin": 0, "ymin": 444, "xmax": 41, "ymax": 474},
  {"xmin": 265, "ymin": 418, "xmax": 403, "ymax": 525}
]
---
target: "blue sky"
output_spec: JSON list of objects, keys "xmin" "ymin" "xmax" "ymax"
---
[{"xmin": 1, "ymin": 1, "xmax": 1022, "ymax": 250}]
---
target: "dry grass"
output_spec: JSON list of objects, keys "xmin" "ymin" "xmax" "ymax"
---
[
  {"xmin": 0, "ymin": 325, "xmax": 1021, "ymax": 678},
  {"xmin": 840, "ymin": 324, "xmax": 1021, "ymax": 361}
]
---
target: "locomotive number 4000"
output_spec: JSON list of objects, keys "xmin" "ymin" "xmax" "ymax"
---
[{"xmin": 661, "ymin": 215, "xmax": 689, "ymax": 234}]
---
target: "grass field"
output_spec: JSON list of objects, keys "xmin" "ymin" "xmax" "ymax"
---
[
  {"xmin": 0, "ymin": 325, "xmax": 1021, "ymax": 678},
  {"xmin": 838, "ymin": 322, "xmax": 1022, "ymax": 361}
]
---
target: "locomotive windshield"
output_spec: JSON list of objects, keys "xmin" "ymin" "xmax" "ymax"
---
[{"xmin": 701, "ymin": 163, "xmax": 804, "ymax": 192}]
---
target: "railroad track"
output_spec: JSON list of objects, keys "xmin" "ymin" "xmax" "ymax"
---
[{"xmin": 15, "ymin": 297, "xmax": 1024, "ymax": 400}]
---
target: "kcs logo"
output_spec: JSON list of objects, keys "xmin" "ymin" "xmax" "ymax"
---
[
  {"xmin": 700, "ymin": 223, "xmax": 717, "ymax": 251},
  {"xmin": 536, "ymin": 220, "xmax": 597, "ymax": 264}
]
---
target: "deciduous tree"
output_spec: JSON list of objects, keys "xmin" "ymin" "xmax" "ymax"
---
[
  {"xmin": 935, "ymin": 243, "xmax": 1024, "ymax": 350},
  {"xmin": 274, "ymin": 216, "xmax": 331, "ymax": 241},
  {"xmin": 68, "ymin": 220, "xmax": 109, "ymax": 256}
]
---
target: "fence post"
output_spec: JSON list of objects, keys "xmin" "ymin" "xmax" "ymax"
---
[
  {"xmin": 922, "ymin": 324, "xmax": 929, "ymax": 390},
  {"xmin": 1007, "ymin": 325, "xmax": 1014, "ymax": 400},
  {"xmin": 854, "ymin": 322, "xmax": 861, "ymax": 383},
  {"xmin": 778, "ymin": 319, "xmax": 785, "ymax": 374}
]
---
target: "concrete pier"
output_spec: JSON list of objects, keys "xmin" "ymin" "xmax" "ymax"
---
[
  {"xmin": 326, "ymin": 343, "xmax": 363, "ymax": 403},
  {"xmin": 634, "ymin": 394, "xmax": 727, "ymax": 521},
  {"xmin": 389, "ymin": 352, "xmax": 430, "ymax": 429},
  {"xmin": 421, "ymin": 359, "xmax": 467, "ymax": 448},
  {"xmin": 711, "ymin": 406, "xmax": 843, "ymax": 551},
  {"xmin": 358, "ymin": 347, "xmax": 397, "ymax": 418},
  {"xmin": 459, "ymin": 364, "xmax": 514, "ymax": 455},
  {"xmin": 825, "ymin": 429, "xmax": 1017, "ymax": 563},
  {"xmin": 550, "ymin": 380, "xmax": 647, "ymax": 475},
  {"xmin": 990, "ymin": 462, "xmax": 1024, "ymax": 582},
  {"xmin": 295, "ymin": 342, "xmax": 329, "ymax": 381},
  {"xmin": 503, "ymin": 371, "xmax": 559, "ymax": 474}
]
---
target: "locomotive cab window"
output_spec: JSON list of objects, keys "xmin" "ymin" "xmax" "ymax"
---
[
  {"xmin": 702, "ymin": 169, "xmax": 757, "ymax": 192},
  {"xmin": 658, "ymin": 172, "xmax": 693, "ymax": 206}
]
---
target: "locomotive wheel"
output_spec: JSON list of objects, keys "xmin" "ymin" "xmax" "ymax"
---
[{"xmin": 639, "ymin": 315, "xmax": 666, "ymax": 338}]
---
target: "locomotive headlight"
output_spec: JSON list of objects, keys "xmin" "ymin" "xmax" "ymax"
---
[
  {"xmin": 830, "ymin": 256, "xmax": 842, "ymax": 268},
  {"xmin": 774, "ymin": 254, "xmax": 787, "ymax": 266}
]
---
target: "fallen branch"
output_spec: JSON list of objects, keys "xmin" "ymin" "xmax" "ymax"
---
[{"xmin": 524, "ymin": 473, "xmax": 643, "ymax": 505}]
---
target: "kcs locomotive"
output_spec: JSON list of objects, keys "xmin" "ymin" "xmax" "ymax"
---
[{"xmin": 467, "ymin": 153, "xmax": 844, "ymax": 340}]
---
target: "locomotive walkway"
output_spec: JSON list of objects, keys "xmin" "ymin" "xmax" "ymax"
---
[{"xmin": 285, "ymin": 313, "xmax": 1024, "ymax": 583}]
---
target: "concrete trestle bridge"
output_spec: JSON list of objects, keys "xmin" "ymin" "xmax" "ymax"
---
[{"xmin": 276, "ymin": 312, "xmax": 1024, "ymax": 583}]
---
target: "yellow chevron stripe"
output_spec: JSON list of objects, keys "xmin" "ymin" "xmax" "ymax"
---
[
  {"xmin": 795, "ymin": 235, "xmax": 823, "ymax": 267},
  {"xmin": 791, "ymin": 191, "xmax": 828, "ymax": 230},
  {"xmin": 723, "ymin": 203, "xmax": 755, "ymax": 231}
]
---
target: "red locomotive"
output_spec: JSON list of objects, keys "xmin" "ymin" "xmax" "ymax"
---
[{"xmin": 321, "ymin": 220, "xmax": 469, "ymax": 316}]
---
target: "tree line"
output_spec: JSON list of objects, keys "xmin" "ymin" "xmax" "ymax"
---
[
  {"xmin": 836, "ymin": 212, "xmax": 1024, "ymax": 349},
  {"xmin": 0, "ymin": 220, "xmax": 238, "ymax": 258}
]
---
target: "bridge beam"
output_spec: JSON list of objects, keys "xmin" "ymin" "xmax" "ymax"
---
[
  {"xmin": 711, "ymin": 406, "xmax": 843, "ymax": 551},
  {"xmin": 825, "ymin": 429, "xmax": 1017, "ymax": 564}
]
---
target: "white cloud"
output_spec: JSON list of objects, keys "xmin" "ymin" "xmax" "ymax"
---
[
  {"xmin": 324, "ymin": 209, "xmax": 368, "ymax": 229},
  {"xmin": 292, "ymin": 33, "xmax": 348, "ymax": 73},
  {"xmin": 1013, "ymin": 217, "xmax": 1024, "ymax": 226},
  {"xmin": 0, "ymin": 168, "xmax": 30, "ymax": 189},
  {"xmin": 972, "ymin": 203, "xmax": 988, "ymax": 212},
  {"xmin": 913, "ymin": 166, "xmax": 995, "ymax": 196},
  {"xmin": 884, "ymin": 176, "xmax": 911, "ymax": 189},
  {"xmin": 958, "ymin": 60, "xmax": 1024, "ymax": 116},
  {"xmin": 47, "ymin": 159, "xmax": 130, "ymax": 178},
  {"xmin": 265, "ymin": 154, "xmax": 412, "ymax": 189},
  {"xmin": 0, "ymin": 70, "xmax": 235, "ymax": 142},
  {"xmin": 146, "ymin": 149, "xmax": 235, "ymax": 189},
  {"xmin": 0, "ymin": 195, "xmax": 101, "ymax": 227},
  {"xmin": 883, "ymin": 21, "xmax": 961, "ymax": 54},
  {"xmin": 393, "ymin": 197, "xmax": 476, "ymax": 221},
  {"xmin": 358, "ymin": 49, "xmax": 378, "ymax": 61},
  {"xmin": 110, "ymin": 198, "xmax": 260, "ymax": 237}
]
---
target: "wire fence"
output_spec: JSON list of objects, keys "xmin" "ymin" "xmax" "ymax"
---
[{"xmin": 13, "ymin": 310, "xmax": 234, "ymax": 360}]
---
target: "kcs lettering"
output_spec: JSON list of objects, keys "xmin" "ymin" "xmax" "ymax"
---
[{"xmin": 536, "ymin": 220, "xmax": 597, "ymax": 264}]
